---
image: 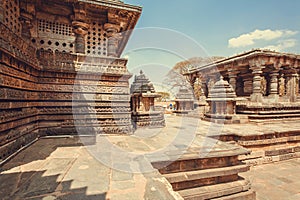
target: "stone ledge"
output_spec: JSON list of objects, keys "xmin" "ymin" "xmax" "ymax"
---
[
  {"xmin": 178, "ymin": 179, "xmax": 251, "ymax": 200},
  {"xmin": 164, "ymin": 164, "xmax": 249, "ymax": 184}
]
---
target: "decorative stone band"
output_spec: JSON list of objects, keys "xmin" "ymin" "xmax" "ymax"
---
[
  {"xmin": 0, "ymin": 22, "xmax": 37, "ymax": 66},
  {"xmin": 37, "ymin": 50, "xmax": 130, "ymax": 75}
]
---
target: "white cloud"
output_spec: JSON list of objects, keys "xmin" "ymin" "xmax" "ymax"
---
[
  {"xmin": 264, "ymin": 39, "xmax": 297, "ymax": 51},
  {"xmin": 228, "ymin": 29, "xmax": 298, "ymax": 48}
]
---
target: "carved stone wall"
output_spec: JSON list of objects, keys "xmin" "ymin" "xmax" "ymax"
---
[
  {"xmin": 0, "ymin": 0, "xmax": 142, "ymax": 162},
  {"xmin": 3, "ymin": 0, "xmax": 21, "ymax": 35}
]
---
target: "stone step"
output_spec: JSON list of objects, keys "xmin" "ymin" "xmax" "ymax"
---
[
  {"xmin": 178, "ymin": 179, "xmax": 251, "ymax": 200},
  {"xmin": 238, "ymin": 109, "xmax": 300, "ymax": 115},
  {"xmin": 237, "ymin": 136, "xmax": 300, "ymax": 147},
  {"xmin": 211, "ymin": 190, "xmax": 256, "ymax": 200},
  {"xmin": 265, "ymin": 144, "xmax": 300, "ymax": 156},
  {"xmin": 153, "ymin": 156, "xmax": 240, "ymax": 175},
  {"xmin": 164, "ymin": 165, "xmax": 249, "ymax": 191},
  {"xmin": 248, "ymin": 113, "xmax": 300, "ymax": 120},
  {"xmin": 243, "ymin": 152, "xmax": 300, "ymax": 166}
]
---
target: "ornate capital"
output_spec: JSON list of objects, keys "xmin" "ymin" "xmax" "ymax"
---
[
  {"xmin": 249, "ymin": 58, "xmax": 266, "ymax": 71},
  {"xmin": 104, "ymin": 23, "xmax": 120, "ymax": 37},
  {"xmin": 72, "ymin": 21, "xmax": 89, "ymax": 35}
]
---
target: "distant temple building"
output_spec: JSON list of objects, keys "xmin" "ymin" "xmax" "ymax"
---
[
  {"xmin": 0, "ymin": 0, "xmax": 141, "ymax": 161},
  {"xmin": 173, "ymin": 88, "xmax": 195, "ymax": 115},
  {"xmin": 205, "ymin": 76, "xmax": 240, "ymax": 123},
  {"xmin": 130, "ymin": 71, "xmax": 165, "ymax": 128},
  {"xmin": 185, "ymin": 49, "xmax": 300, "ymax": 121}
]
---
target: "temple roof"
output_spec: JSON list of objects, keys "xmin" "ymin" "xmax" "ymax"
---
[
  {"xmin": 186, "ymin": 49, "xmax": 300, "ymax": 75},
  {"xmin": 207, "ymin": 76, "xmax": 237, "ymax": 100},
  {"xmin": 79, "ymin": 0, "xmax": 142, "ymax": 12},
  {"xmin": 130, "ymin": 70, "xmax": 156, "ymax": 94}
]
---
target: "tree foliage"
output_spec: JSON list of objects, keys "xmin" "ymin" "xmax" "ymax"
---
[
  {"xmin": 156, "ymin": 92, "xmax": 171, "ymax": 102},
  {"xmin": 165, "ymin": 56, "xmax": 225, "ymax": 99}
]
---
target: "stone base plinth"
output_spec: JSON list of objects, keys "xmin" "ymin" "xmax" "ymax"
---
[{"xmin": 132, "ymin": 111, "xmax": 165, "ymax": 129}]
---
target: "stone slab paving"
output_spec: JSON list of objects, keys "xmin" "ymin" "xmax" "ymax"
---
[
  {"xmin": 241, "ymin": 158, "xmax": 300, "ymax": 200},
  {"xmin": 1, "ymin": 115, "xmax": 300, "ymax": 200},
  {"xmin": 0, "ymin": 137, "xmax": 181, "ymax": 200}
]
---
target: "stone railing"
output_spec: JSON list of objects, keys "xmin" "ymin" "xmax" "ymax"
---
[
  {"xmin": 0, "ymin": 22, "xmax": 38, "ymax": 66},
  {"xmin": 38, "ymin": 50, "xmax": 130, "ymax": 75}
]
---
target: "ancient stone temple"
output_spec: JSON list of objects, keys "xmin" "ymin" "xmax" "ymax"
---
[
  {"xmin": 205, "ymin": 76, "xmax": 239, "ymax": 123},
  {"xmin": 130, "ymin": 71, "xmax": 165, "ymax": 128},
  {"xmin": 186, "ymin": 49, "xmax": 300, "ymax": 121},
  {"xmin": 185, "ymin": 49, "xmax": 300, "ymax": 166},
  {"xmin": 0, "ymin": 0, "xmax": 141, "ymax": 161},
  {"xmin": 174, "ymin": 88, "xmax": 194, "ymax": 115}
]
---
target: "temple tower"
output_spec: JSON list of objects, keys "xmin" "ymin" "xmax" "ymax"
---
[
  {"xmin": 0, "ymin": 0, "xmax": 141, "ymax": 161},
  {"xmin": 205, "ymin": 76, "xmax": 239, "ymax": 123},
  {"xmin": 174, "ymin": 88, "xmax": 195, "ymax": 115},
  {"xmin": 130, "ymin": 71, "xmax": 165, "ymax": 129}
]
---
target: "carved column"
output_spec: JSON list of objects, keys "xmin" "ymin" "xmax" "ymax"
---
[
  {"xmin": 250, "ymin": 68, "xmax": 264, "ymax": 102},
  {"xmin": 228, "ymin": 69, "xmax": 238, "ymax": 92},
  {"xmin": 202, "ymin": 80, "xmax": 208, "ymax": 98},
  {"xmin": 104, "ymin": 23, "xmax": 120, "ymax": 57},
  {"xmin": 72, "ymin": 21, "xmax": 89, "ymax": 54},
  {"xmin": 72, "ymin": 3, "xmax": 89, "ymax": 54},
  {"xmin": 285, "ymin": 70, "xmax": 298, "ymax": 102},
  {"xmin": 269, "ymin": 72, "xmax": 279, "ymax": 95}
]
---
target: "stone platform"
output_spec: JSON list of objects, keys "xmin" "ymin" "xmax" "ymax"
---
[
  {"xmin": 0, "ymin": 115, "xmax": 254, "ymax": 200},
  {"xmin": 206, "ymin": 119, "xmax": 300, "ymax": 165},
  {"xmin": 1, "ymin": 115, "xmax": 300, "ymax": 199}
]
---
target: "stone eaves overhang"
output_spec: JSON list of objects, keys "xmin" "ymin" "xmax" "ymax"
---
[
  {"xmin": 80, "ymin": 0, "xmax": 142, "ymax": 57},
  {"xmin": 185, "ymin": 49, "xmax": 300, "ymax": 76}
]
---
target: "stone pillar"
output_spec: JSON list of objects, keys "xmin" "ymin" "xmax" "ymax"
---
[
  {"xmin": 72, "ymin": 2, "xmax": 89, "ymax": 54},
  {"xmin": 229, "ymin": 75, "xmax": 237, "ymax": 92},
  {"xmin": 72, "ymin": 21, "xmax": 89, "ymax": 54},
  {"xmin": 202, "ymin": 81, "xmax": 208, "ymax": 98},
  {"xmin": 104, "ymin": 23, "xmax": 120, "ymax": 57},
  {"xmin": 251, "ymin": 68, "xmax": 263, "ymax": 102},
  {"xmin": 279, "ymin": 74, "xmax": 285, "ymax": 97},
  {"xmin": 228, "ymin": 69, "xmax": 238, "ymax": 92},
  {"xmin": 285, "ymin": 71, "xmax": 298, "ymax": 102},
  {"xmin": 269, "ymin": 72, "xmax": 279, "ymax": 96}
]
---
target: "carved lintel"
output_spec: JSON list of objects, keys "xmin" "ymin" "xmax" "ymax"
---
[
  {"xmin": 107, "ymin": 9, "xmax": 120, "ymax": 25},
  {"xmin": 73, "ymin": 2, "xmax": 87, "ymax": 22}
]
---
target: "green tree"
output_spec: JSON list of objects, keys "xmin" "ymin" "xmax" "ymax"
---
[{"xmin": 156, "ymin": 92, "xmax": 171, "ymax": 102}]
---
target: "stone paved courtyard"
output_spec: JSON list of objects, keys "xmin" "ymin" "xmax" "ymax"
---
[
  {"xmin": 0, "ymin": 115, "xmax": 300, "ymax": 199},
  {"xmin": 241, "ymin": 158, "xmax": 300, "ymax": 200}
]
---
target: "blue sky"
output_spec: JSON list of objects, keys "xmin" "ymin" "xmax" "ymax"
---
[{"xmin": 122, "ymin": 0, "xmax": 300, "ymax": 90}]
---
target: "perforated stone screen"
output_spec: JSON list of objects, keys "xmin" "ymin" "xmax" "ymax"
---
[
  {"xmin": 86, "ymin": 22, "xmax": 108, "ymax": 56},
  {"xmin": 34, "ymin": 19, "xmax": 75, "ymax": 53},
  {"xmin": 38, "ymin": 19, "xmax": 72, "ymax": 36},
  {"xmin": 4, "ymin": 0, "xmax": 21, "ymax": 35}
]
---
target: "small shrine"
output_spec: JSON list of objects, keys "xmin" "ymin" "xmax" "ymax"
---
[
  {"xmin": 205, "ymin": 76, "xmax": 240, "ymax": 123},
  {"xmin": 174, "ymin": 88, "xmax": 195, "ymax": 115},
  {"xmin": 130, "ymin": 71, "xmax": 165, "ymax": 128}
]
